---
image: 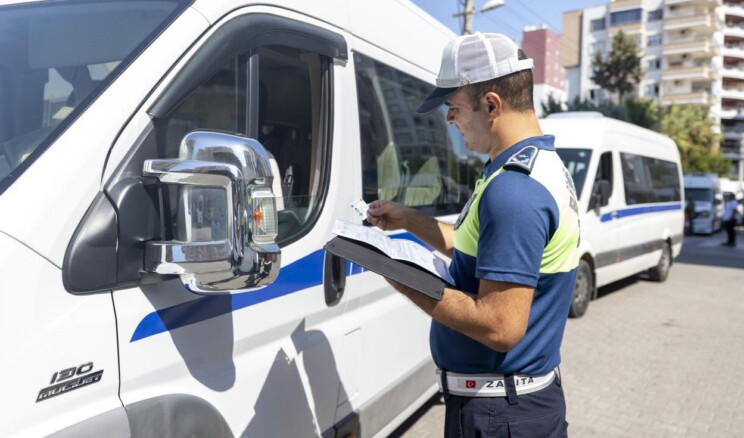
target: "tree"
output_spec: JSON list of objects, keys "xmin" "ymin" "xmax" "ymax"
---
[
  {"xmin": 540, "ymin": 93, "xmax": 565, "ymax": 117},
  {"xmin": 591, "ymin": 30, "xmax": 643, "ymax": 103},
  {"xmin": 624, "ymin": 98, "xmax": 657, "ymax": 130},
  {"xmin": 661, "ymin": 105, "xmax": 730, "ymax": 175}
]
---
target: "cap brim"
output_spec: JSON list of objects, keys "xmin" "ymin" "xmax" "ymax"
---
[{"xmin": 415, "ymin": 86, "xmax": 459, "ymax": 114}]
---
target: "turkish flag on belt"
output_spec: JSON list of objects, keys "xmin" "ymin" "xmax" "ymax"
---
[{"xmin": 465, "ymin": 380, "xmax": 476, "ymax": 388}]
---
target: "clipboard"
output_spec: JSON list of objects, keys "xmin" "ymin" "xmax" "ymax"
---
[{"xmin": 324, "ymin": 235, "xmax": 448, "ymax": 301}]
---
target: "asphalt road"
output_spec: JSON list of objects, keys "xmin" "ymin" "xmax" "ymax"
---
[{"xmin": 389, "ymin": 228, "xmax": 744, "ymax": 438}]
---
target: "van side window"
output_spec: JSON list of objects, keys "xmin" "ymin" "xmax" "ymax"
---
[
  {"xmin": 620, "ymin": 153, "xmax": 681, "ymax": 205},
  {"xmin": 160, "ymin": 45, "xmax": 331, "ymax": 244},
  {"xmin": 354, "ymin": 53, "xmax": 483, "ymax": 216},
  {"xmin": 592, "ymin": 151, "xmax": 613, "ymax": 207},
  {"xmin": 556, "ymin": 148, "xmax": 591, "ymax": 198},
  {"xmin": 164, "ymin": 60, "xmax": 244, "ymax": 153}
]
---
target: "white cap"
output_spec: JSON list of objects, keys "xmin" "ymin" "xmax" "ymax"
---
[{"xmin": 416, "ymin": 32, "xmax": 533, "ymax": 114}]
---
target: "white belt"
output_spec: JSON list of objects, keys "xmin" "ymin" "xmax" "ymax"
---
[{"xmin": 436, "ymin": 368, "xmax": 556, "ymax": 397}]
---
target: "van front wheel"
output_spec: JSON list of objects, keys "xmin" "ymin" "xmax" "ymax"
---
[
  {"xmin": 647, "ymin": 243, "xmax": 671, "ymax": 282},
  {"xmin": 569, "ymin": 259, "xmax": 593, "ymax": 318}
]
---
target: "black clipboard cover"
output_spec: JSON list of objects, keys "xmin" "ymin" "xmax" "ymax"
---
[{"xmin": 324, "ymin": 235, "xmax": 449, "ymax": 301}]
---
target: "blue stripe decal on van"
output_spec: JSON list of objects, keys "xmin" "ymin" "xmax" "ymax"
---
[
  {"xmin": 130, "ymin": 232, "xmax": 430, "ymax": 342},
  {"xmin": 130, "ymin": 249, "xmax": 326, "ymax": 342},
  {"xmin": 600, "ymin": 203, "xmax": 682, "ymax": 223}
]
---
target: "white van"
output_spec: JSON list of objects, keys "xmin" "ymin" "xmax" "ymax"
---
[
  {"xmin": 0, "ymin": 1, "xmax": 481, "ymax": 437},
  {"xmin": 539, "ymin": 113, "xmax": 684, "ymax": 318},
  {"xmin": 684, "ymin": 173, "xmax": 724, "ymax": 234}
]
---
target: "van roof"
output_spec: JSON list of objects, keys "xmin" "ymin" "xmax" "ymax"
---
[
  {"xmin": 539, "ymin": 112, "xmax": 679, "ymax": 161},
  {"xmin": 189, "ymin": 0, "xmax": 455, "ymax": 77}
]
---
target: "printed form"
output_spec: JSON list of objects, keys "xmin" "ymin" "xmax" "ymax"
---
[{"xmin": 332, "ymin": 220, "xmax": 454, "ymax": 284}]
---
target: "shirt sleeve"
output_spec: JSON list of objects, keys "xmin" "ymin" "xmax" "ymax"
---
[{"xmin": 476, "ymin": 171, "xmax": 559, "ymax": 287}]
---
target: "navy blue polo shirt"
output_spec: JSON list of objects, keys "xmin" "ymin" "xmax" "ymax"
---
[{"xmin": 430, "ymin": 135, "xmax": 580, "ymax": 375}]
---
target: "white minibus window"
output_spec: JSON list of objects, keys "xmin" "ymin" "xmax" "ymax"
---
[
  {"xmin": 556, "ymin": 148, "xmax": 592, "ymax": 198},
  {"xmin": 354, "ymin": 53, "xmax": 484, "ymax": 217},
  {"xmin": 621, "ymin": 153, "xmax": 681, "ymax": 204},
  {"xmin": 160, "ymin": 46, "xmax": 332, "ymax": 244}
]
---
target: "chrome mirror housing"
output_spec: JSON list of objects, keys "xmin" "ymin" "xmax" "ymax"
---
[{"xmin": 142, "ymin": 131, "xmax": 281, "ymax": 293}]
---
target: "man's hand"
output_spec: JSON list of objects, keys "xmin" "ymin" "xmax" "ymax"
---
[{"xmin": 367, "ymin": 200, "xmax": 409, "ymax": 231}]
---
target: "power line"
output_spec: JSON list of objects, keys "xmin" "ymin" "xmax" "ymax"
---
[
  {"xmin": 501, "ymin": 4, "xmax": 549, "ymax": 32},
  {"xmin": 507, "ymin": 0, "xmax": 584, "ymax": 52},
  {"xmin": 512, "ymin": 0, "xmax": 561, "ymax": 31},
  {"xmin": 478, "ymin": 9, "xmax": 523, "ymax": 39}
]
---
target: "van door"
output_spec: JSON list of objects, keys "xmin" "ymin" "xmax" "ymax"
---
[
  {"xmin": 338, "ymin": 48, "xmax": 485, "ymax": 433},
  {"xmin": 583, "ymin": 150, "xmax": 621, "ymax": 287},
  {"xmin": 101, "ymin": 10, "xmax": 356, "ymax": 437}
]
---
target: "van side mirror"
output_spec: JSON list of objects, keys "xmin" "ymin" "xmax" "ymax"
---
[
  {"xmin": 589, "ymin": 180, "xmax": 611, "ymax": 214},
  {"xmin": 142, "ymin": 131, "xmax": 281, "ymax": 294}
]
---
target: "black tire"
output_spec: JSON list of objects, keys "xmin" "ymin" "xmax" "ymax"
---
[
  {"xmin": 647, "ymin": 242, "xmax": 671, "ymax": 282},
  {"xmin": 569, "ymin": 259, "xmax": 593, "ymax": 318}
]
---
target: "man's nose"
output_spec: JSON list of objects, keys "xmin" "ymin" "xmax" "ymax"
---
[{"xmin": 446, "ymin": 108, "xmax": 454, "ymax": 124}]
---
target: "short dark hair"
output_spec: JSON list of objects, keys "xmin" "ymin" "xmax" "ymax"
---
[{"xmin": 465, "ymin": 49, "xmax": 534, "ymax": 113}]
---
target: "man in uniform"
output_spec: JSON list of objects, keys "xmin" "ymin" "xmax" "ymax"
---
[{"xmin": 367, "ymin": 33, "xmax": 580, "ymax": 437}]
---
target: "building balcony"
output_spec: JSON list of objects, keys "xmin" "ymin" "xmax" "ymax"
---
[
  {"xmin": 665, "ymin": 13, "xmax": 719, "ymax": 31},
  {"xmin": 721, "ymin": 87, "xmax": 744, "ymax": 100},
  {"xmin": 609, "ymin": 0, "xmax": 643, "ymax": 10},
  {"xmin": 722, "ymin": 4, "xmax": 744, "ymax": 19},
  {"xmin": 722, "ymin": 45, "xmax": 744, "ymax": 60},
  {"xmin": 720, "ymin": 106, "xmax": 744, "ymax": 119},
  {"xmin": 722, "ymin": 67, "xmax": 744, "ymax": 79},
  {"xmin": 608, "ymin": 22, "xmax": 644, "ymax": 34},
  {"xmin": 721, "ymin": 140, "xmax": 744, "ymax": 158},
  {"xmin": 665, "ymin": 0, "xmax": 721, "ymax": 5},
  {"xmin": 661, "ymin": 90, "xmax": 715, "ymax": 105},
  {"xmin": 662, "ymin": 65, "xmax": 713, "ymax": 80},
  {"xmin": 663, "ymin": 39, "xmax": 716, "ymax": 57},
  {"xmin": 724, "ymin": 23, "xmax": 744, "ymax": 38},
  {"xmin": 723, "ymin": 129, "xmax": 744, "ymax": 141}
]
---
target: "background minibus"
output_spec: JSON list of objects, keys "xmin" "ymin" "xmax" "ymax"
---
[
  {"xmin": 684, "ymin": 173, "xmax": 723, "ymax": 234},
  {"xmin": 540, "ymin": 112, "xmax": 684, "ymax": 318}
]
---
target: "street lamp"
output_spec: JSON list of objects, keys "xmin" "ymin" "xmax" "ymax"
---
[
  {"xmin": 480, "ymin": 0, "xmax": 505, "ymax": 13},
  {"xmin": 454, "ymin": 0, "xmax": 505, "ymax": 35}
]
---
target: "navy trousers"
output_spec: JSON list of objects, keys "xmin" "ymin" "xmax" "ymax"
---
[{"xmin": 443, "ymin": 378, "xmax": 568, "ymax": 438}]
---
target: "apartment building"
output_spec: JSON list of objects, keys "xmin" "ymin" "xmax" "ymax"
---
[
  {"xmin": 522, "ymin": 26, "xmax": 567, "ymax": 117},
  {"xmin": 563, "ymin": 0, "xmax": 744, "ymax": 181}
]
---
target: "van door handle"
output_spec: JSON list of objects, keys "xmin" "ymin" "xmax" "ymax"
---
[
  {"xmin": 611, "ymin": 211, "xmax": 618, "ymax": 219},
  {"xmin": 324, "ymin": 253, "xmax": 347, "ymax": 306}
]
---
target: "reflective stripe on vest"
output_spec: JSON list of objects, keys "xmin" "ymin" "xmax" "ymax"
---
[{"xmin": 453, "ymin": 151, "xmax": 580, "ymax": 275}]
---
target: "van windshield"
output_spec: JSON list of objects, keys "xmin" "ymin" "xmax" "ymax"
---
[
  {"xmin": 685, "ymin": 188, "xmax": 713, "ymax": 203},
  {"xmin": 0, "ymin": 0, "xmax": 185, "ymax": 195},
  {"xmin": 556, "ymin": 148, "xmax": 591, "ymax": 198}
]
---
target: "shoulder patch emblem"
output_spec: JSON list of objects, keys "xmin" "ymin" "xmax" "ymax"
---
[
  {"xmin": 454, "ymin": 192, "xmax": 477, "ymax": 230},
  {"xmin": 503, "ymin": 145, "xmax": 539, "ymax": 174}
]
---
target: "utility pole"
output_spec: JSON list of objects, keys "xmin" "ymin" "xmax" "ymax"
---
[
  {"xmin": 453, "ymin": 0, "xmax": 475, "ymax": 35},
  {"xmin": 453, "ymin": 0, "xmax": 505, "ymax": 36}
]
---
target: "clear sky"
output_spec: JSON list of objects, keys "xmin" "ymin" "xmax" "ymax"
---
[{"xmin": 410, "ymin": 0, "xmax": 605, "ymax": 41}]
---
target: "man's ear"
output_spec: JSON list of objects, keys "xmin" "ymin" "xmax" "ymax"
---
[{"xmin": 484, "ymin": 92, "xmax": 502, "ymax": 117}]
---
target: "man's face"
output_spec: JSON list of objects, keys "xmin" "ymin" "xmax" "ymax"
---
[{"xmin": 444, "ymin": 88, "xmax": 492, "ymax": 155}]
